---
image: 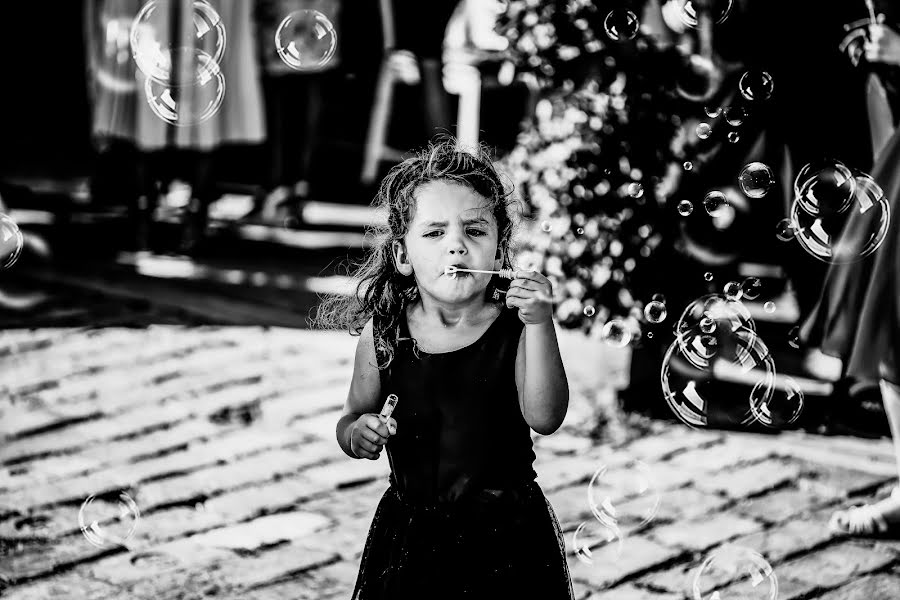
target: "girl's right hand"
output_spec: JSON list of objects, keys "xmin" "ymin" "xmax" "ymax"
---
[
  {"xmin": 350, "ymin": 414, "xmax": 398, "ymax": 460},
  {"xmin": 866, "ymin": 25, "xmax": 900, "ymax": 66}
]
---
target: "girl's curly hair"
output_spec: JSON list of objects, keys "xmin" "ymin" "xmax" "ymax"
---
[{"xmin": 311, "ymin": 137, "xmax": 522, "ymax": 369}]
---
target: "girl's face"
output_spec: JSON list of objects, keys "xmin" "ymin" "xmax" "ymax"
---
[{"xmin": 393, "ymin": 180, "xmax": 501, "ymax": 305}]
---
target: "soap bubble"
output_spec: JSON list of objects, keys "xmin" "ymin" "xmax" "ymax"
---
[
  {"xmin": 588, "ymin": 461, "xmax": 661, "ymax": 542},
  {"xmin": 78, "ymin": 492, "xmax": 141, "ymax": 548},
  {"xmin": 604, "ymin": 9, "xmax": 639, "ymax": 41},
  {"xmin": 791, "ymin": 171, "xmax": 890, "ymax": 263},
  {"xmin": 275, "ymin": 9, "xmax": 338, "ymax": 71},
  {"xmin": 678, "ymin": 200, "xmax": 694, "ymax": 216},
  {"xmin": 644, "ymin": 301, "xmax": 667, "ymax": 324},
  {"xmin": 727, "ymin": 131, "xmax": 740, "ymax": 143},
  {"xmin": 696, "ymin": 123, "xmax": 712, "ymax": 139},
  {"xmin": 677, "ymin": 54, "xmax": 722, "ymax": 103},
  {"xmin": 676, "ymin": 293, "xmax": 756, "ymax": 346},
  {"xmin": 684, "ymin": 161, "xmax": 694, "ymax": 171},
  {"xmin": 739, "ymin": 70, "xmax": 774, "ymax": 102},
  {"xmin": 723, "ymin": 281, "xmax": 742, "ymax": 301},
  {"xmin": 573, "ymin": 519, "xmax": 623, "ymax": 565},
  {"xmin": 763, "ymin": 301, "xmax": 775, "ymax": 313},
  {"xmin": 704, "ymin": 272, "xmax": 714, "ymax": 282},
  {"xmin": 584, "ymin": 305, "xmax": 596, "ymax": 317},
  {"xmin": 601, "ymin": 319, "xmax": 633, "ymax": 348},
  {"xmin": 740, "ymin": 277, "xmax": 762, "ymax": 300},
  {"xmin": 627, "ymin": 182, "xmax": 644, "ymax": 198},
  {"xmin": 738, "ymin": 162, "xmax": 774, "ymax": 198},
  {"xmin": 663, "ymin": 307, "xmax": 772, "ymax": 430},
  {"xmin": 788, "ymin": 326, "xmax": 801, "ymax": 349},
  {"xmin": 750, "ymin": 375, "xmax": 804, "ymax": 428},
  {"xmin": 0, "ymin": 214, "xmax": 24, "ymax": 269},
  {"xmin": 704, "ymin": 191, "xmax": 728, "ymax": 217},
  {"xmin": 775, "ymin": 218, "xmax": 796, "ymax": 241},
  {"xmin": 724, "ymin": 105, "xmax": 747, "ymax": 126},
  {"xmin": 143, "ymin": 50, "xmax": 225, "ymax": 126},
  {"xmin": 793, "ymin": 159, "xmax": 856, "ymax": 217},
  {"xmin": 705, "ymin": 106, "xmax": 722, "ymax": 118},
  {"xmin": 679, "ymin": 0, "xmax": 734, "ymax": 27},
  {"xmin": 540, "ymin": 220, "xmax": 552, "ymax": 233},
  {"xmin": 661, "ymin": 330, "xmax": 773, "ymax": 429},
  {"xmin": 130, "ymin": 0, "xmax": 226, "ymax": 84},
  {"xmin": 692, "ymin": 544, "xmax": 778, "ymax": 600}
]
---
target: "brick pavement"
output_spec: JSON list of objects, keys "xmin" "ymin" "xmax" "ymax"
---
[{"xmin": 1, "ymin": 317, "xmax": 900, "ymax": 599}]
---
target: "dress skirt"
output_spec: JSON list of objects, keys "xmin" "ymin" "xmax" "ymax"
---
[
  {"xmin": 350, "ymin": 478, "xmax": 575, "ymax": 600},
  {"xmin": 800, "ymin": 125, "xmax": 900, "ymax": 386}
]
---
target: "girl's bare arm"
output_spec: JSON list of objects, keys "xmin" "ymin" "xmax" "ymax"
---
[
  {"xmin": 515, "ymin": 321, "xmax": 569, "ymax": 435},
  {"xmin": 336, "ymin": 318, "xmax": 383, "ymax": 458}
]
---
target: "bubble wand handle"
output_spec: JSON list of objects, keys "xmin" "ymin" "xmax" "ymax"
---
[{"xmin": 379, "ymin": 394, "xmax": 399, "ymax": 483}]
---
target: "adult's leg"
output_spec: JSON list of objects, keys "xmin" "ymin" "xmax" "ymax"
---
[
  {"xmin": 419, "ymin": 57, "xmax": 452, "ymax": 137},
  {"xmin": 882, "ymin": 379, "xmax": 900, "ymax": 483},
  {"xmin": 180, "ymin": 149, "xmax": 217, "ymax": 253},
  {"xmin": 830, "ymin": 378, "xmax": 900, "ymax": 534}
]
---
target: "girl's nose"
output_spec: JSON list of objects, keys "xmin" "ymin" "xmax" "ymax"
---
[{"xmin": 446, "ymin": 231, "xmax": 468, "ymax": 254}]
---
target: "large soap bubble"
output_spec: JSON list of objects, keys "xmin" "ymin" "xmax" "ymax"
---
[
  {"xmin": 790, "ymin": 170, "xmax": 889, "ymax": 263},
  {"xmin": 130, "ymin": 0, "xmax": 226, "ymax": 84}
]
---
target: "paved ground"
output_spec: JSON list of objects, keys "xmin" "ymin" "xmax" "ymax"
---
[{"xmin": 1, "ymin": 235, "xmax": 900, "ymax": 599}]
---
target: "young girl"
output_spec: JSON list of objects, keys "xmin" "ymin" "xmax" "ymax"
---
[{"xmin": 314, "ymin": 138, "xmax": 575, "ymax": 599}]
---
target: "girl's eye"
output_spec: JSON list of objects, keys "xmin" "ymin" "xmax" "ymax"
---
[{"xmin": 424, "ymin": 230, "xmax": 484, "ymax": 237}]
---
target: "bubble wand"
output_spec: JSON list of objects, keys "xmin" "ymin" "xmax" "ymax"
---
[
  {"xmin": 444, "ymin": 265, "xmax": 517, "ymax": 278},
  {"xmin": 865, "ymin": 0, "xmax": 877, "ymax": 26}
]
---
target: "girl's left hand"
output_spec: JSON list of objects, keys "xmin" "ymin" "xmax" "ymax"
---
[{"xmin": 506, "ymin": 269, "xmax": 554, "ymax": 325}]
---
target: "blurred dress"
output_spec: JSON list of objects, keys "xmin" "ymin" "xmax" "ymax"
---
[
  {"xmin": 799, "ymin": 74, "xmax": 900, "ymax": 385},
  {"xmin": 88, "ymin": 0, "xmax": 265, "ymax": 150},
  {"xmin": 844, "ymin": 125, "xmax": 900, "ymax": 386}
]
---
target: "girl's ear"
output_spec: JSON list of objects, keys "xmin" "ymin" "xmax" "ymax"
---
[{"xmin": 392, "ymin": 240, "xmax": 414, "ymax": 276}]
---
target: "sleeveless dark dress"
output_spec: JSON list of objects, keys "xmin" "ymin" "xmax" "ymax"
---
[
  {"xmin": 350, "ymin": 305, "xmax": 575, "ymax": 600},
  {"xmin": 798, "ymin": 113, "xmax": 900, "ymax": 386}
]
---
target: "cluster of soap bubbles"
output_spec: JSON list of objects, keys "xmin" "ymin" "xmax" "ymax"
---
[
  {"xmin": 595, "ymin": 294, "xmax": 668, "ymax": 348},
  {"xmin": 78, "ymin": 492, "xmax": 141, "ymax": 548},
  {"xmin": 692, "ymin": 544, "xmax": 778, "ymax": 600},
  {"xmin": 690, "ymin": 67, "xmax": 770, "ymax": 149},
  {"xmin": 573, "ymin": 460, "xmax": 661, "ymax": 564},
  {"xmin": 677, "ymin": 162, "xmax": 772, "ymax": 224},
  {"xmin": 0, "ymin": 214, "xmax": 24, "ymax": 270},
  {"xmin": 129, "ymin": 2, "xmax": 337, "ymax": 125},
  {"xmin": 661, "ymin": 289, "xmax": 804, "ymax": 429},
  {"xmin": 130, "ymin": 0, "xmax": 227, "ymax": 126},
  {"xmin": 776, "ymin": 159, "xmax": 890, "ymax": 264}
]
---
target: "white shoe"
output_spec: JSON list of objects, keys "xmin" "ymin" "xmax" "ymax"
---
[{"xmin": 829, "ymin": 487, "xmax": 900, "ymax": 537}]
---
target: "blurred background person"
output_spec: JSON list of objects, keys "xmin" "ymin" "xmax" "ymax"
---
[
  {"xmin": 85, "ymin": 0, "xmax": 266, "ymax": 254},
  {"xmin": 255, "ymin": 0, "xmax": 342, "ymax": 223}
]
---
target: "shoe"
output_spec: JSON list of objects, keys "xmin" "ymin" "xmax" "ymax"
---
[{"xmin": 829, "ymin": 486, "xmax": 900, "ymax": 537}]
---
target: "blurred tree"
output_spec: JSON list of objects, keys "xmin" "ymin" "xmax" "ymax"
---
[{"xmin": 496, "ymin": 0, "xmax": 690, "ymax": 337}]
